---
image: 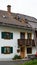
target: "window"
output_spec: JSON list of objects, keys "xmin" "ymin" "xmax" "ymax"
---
[
  {"xmin": 27, "ymin": 47, "xmax": 32, "ymax": 54},
  {"xmin": 1, "ymin": 46, "xmax": 13, "ymax": 54},
  {"xmin": 35, "ymin": 31, "xmax": 37, "ymax": 37},
  {"xmin": 1, "ymin": 32, "xmax": 13, "ymax": 39},
  {"xmin": 27, "ymin": 33, "xmax": 31, "ymax": 39},
  {"xmin": 20, "ymin": 32, "xmax": 25, "ymax": 39}
]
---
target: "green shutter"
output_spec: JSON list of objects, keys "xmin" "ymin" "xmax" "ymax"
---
[
  {"xmin": 9, "ymin": 33, "xmax": 13, "ymax": 39},
  {"xmin": 2, "ymin": 32, "xmax": 4, "ymax": 38},
  {"xmin": 10, "ymin": 47, "xmax": 13, "ymax": 53},
  {"xmin": 1, "ymin": 47, "xmax": 4, "ymax": 53},
  {"xmin": 2, "ymin": 32, "xmax": 6, "ymax": 38},
  {"xmin": 10, "ymin": 33, "xmax": 13, "ymax": 39}
]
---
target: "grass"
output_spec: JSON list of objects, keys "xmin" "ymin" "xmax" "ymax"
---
[{"xmin": 21, "ymin": 59, "xmax": 37, "ymax": 65}]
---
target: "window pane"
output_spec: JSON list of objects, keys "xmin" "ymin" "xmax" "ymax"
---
[
  {"xmin": 7, "ymin": 47, "xmax": 10, "ymax": 53},
  {"xmin": 20, "ymin": 32, "xmax": 25, "ymax": 39},
  {"xmin": 4, "ymin": 47, "xmax": 6, "ymax": 53},
  {"xmin": 27, "ymin": 33, "xmax": 31, "ymax": 39}
]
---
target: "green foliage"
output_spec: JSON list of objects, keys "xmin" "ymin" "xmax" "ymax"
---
[
  {"xmin": 13, "ymin": 55, "xmax": 21, "ymax": 60},
  {"xmin": 22, "ymin": 59, "xmax": 37, "ymax": 65}
]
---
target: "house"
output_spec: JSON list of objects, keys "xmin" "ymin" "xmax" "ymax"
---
[{"xmin": 0, "ymin": 5, "xmax": 37, "ymax": 59}]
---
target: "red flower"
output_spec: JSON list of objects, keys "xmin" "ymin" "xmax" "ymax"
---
[{"xmin": 35, "ymin": 52, "xmax": 37, "ymax": 56}]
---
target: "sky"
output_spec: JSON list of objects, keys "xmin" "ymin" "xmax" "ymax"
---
[{"xmin": 0, "ymin": 0, "xmax": 37, "ymax": 18}]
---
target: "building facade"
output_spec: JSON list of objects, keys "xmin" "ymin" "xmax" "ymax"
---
[{"xmin": 0, "ymin": 5, "xmax": 37, "ymax": 59}]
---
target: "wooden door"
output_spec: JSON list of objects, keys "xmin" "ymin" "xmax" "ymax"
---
[{"xmin": 20, "ymin": 47, "xmax": 25, "ymax": 58}]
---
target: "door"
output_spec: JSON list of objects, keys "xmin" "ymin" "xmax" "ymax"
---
[{"xmin": 20, "ymin": 46, "xmax": 25, "ymax": 58}]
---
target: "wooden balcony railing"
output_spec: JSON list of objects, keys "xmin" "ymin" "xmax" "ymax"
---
[{"xmin": 18, "ymin": 39, "xmax": 35, "ymax": 46}]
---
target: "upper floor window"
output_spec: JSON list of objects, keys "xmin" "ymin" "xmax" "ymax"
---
[
  {"xmin": 35, "ymin": 31, "xmax": 37, "ymax": 37},
  {"xmin": 27, "ymin": 33, "xmax": 31, "ymax": 39},
  {"xmin": 1, "ymin": 32, "xmax": 13, "ymax": 39},
  {"xmin": 1, "ymin": 46, "xmax": 13, "ymax": 54},
  {"xmin": 20, "ymin": 32, "xmax": 25, "ymax": 39}
]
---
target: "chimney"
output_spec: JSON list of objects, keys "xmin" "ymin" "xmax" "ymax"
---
[{"xmin": 7, "ymin": 5, "xmax": 11, "ymax": 13}]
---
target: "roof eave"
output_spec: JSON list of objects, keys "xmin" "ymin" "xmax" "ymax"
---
[{"xmin": 0, "ymin": 22, "xmax": 32, "ymax": 31}]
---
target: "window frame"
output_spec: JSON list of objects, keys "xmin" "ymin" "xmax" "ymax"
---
[{"xmin": 27, "ymin": 47, "xmax": 32, "ymax": 54}]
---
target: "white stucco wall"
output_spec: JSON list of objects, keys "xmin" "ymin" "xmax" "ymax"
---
[
  {"xmin": 0, "ymin": 26, "xmax": 20, "ymax": 58},
  {"xmin": 32, "ymin": 47, "xmax": 36, "ymax": 54},
  {"xmin": 0, "ymin": 26, "xmax": 36, "ymax": 59},
  {"xmin": 26, "ymin": 47, "xmax": 36, "ymax": 57},
  {"xmin": 32, "ymin": 33, "xmax": 34, "ymax": 39}
]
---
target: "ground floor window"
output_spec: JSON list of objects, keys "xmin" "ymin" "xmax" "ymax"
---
[
  {"xmin": 27, "ymin": 47, "xmax": 32, "ymax": 54},
  {"xmin": 1, "ymin": 46, "xmax": 13, "ymax": 54}
]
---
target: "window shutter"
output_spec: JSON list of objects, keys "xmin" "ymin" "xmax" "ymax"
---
[
  {"xmin": 2, "ymin": 32, "xmax": 6, "ymax": 38},
  {"xmin": 10, "ymin": 47, "xmax": 13, "ymax": 53},
  {"xmin": 2, "ymin": 32, "xmax": 4, "ymax": 38},
  {"xmin": 1, "ymin": 47, "xmax": 4, "ymax": 53},
  {"xmin": 10, "ymin": 33, "xmax": 13, "ymax": 39}
]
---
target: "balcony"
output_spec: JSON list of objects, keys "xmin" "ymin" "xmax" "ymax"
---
[{"xmin": 18, "ymin": 39, "xmax": 35, "ymax": 46}]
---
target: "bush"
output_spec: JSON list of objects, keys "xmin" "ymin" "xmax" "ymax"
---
[
  {"xmin": 13, "ymin": 55, "xmax": 21, "ymax": 60},
  {"xmin": 22, "ymin": 59, "xmax": 37, "ymax": 65}
]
